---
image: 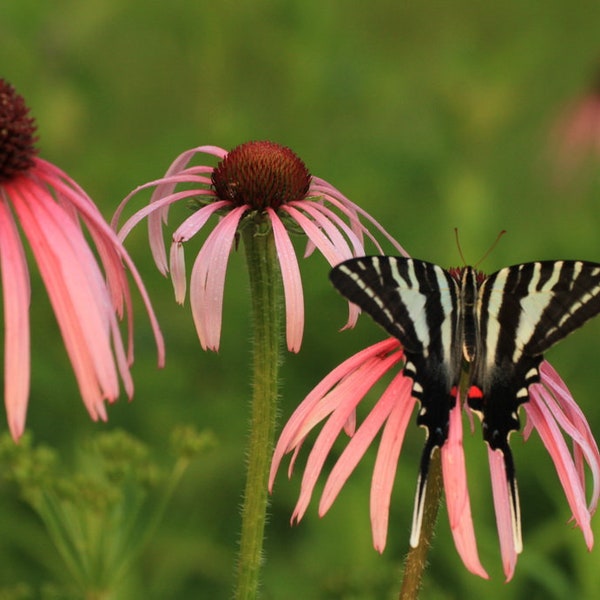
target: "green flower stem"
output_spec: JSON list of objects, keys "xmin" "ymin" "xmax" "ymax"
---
[
  {"xmin": 234, "ymin": 221, "xmax": 282, "ymax": 600},
  {"xmin": 398, "ymin": 451, "xmax": 442, "ymax": 600}
]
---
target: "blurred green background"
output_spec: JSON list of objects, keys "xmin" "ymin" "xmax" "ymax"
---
[{"xmin": 3, "ymin": 0, "xmax": 600, "ymax": 598}]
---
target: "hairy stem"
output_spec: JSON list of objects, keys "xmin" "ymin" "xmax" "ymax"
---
[
  {"xmin": 233, "ymin": 222, "xmax": 281, "ymax": 600},
  {"xmin": 398, "ymin": 450, "xmax": 442, "ymax": 600}
]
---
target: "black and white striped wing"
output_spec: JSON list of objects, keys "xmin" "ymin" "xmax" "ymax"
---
[
  {"xmin": 474, "ymin": 260, "xmax": 600, "ymax": 451},
  {"xmin": 330, "ymin": 256, "xmax": 462, "ymax": 544},
  {"xmin": 472, "ymin": 260, "xmax": 600, "ymax": 552},
  {"xmin": 331, "ymin": 255, "xmax": 600, "ymax": 555},
  {"xmin": 330, "ymin": 257, "xmax": 462, "ymax": 439}
]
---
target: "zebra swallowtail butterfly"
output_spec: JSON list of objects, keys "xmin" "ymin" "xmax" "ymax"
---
[{"xmin": 330, "ymin": 256, "xmax": 600, "ymax": 550}]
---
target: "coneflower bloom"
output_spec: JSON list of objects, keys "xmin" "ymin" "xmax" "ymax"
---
[
  {"xmin": 112, "ymin": 141, "xmax": 405, "ymax": 352},
  {"xmin": 552, "ymin": 70, "xmax": 600, "ymax": 175},
  {"xmin": 0, "ymin": 79, "xmax": 164, "ymax": 440},
  {"xmin": 269, "ymin": 339, "xmax": 600, "ymax": 581}
]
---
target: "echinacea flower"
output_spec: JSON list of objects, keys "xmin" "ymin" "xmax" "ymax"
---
[
  {"xmin": 113, "ymin": 140, "xmax": 407, "ymax": 597},
  {"xmin": 0, "ymin": 79, "xmax": 164, "ymax": 440},
  {"xmin": 552, "ymin": 69, "xmax": 600, "ymax": 176},
  {"xmin": 269, "ymin": 337, "xmax": 600, "ymax": 581},
  {"xmin": 112, "ymin": 141, "xmax": 405, "ymax": 352}
]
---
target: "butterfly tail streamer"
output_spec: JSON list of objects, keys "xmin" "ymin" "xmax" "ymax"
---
[
  {"xmin": 498, "ymin": 441, "xmax": 523, "ymax": 554},
  {"xmin": 409, "ymin": 439, "xmax": 438, "ymax": 548}
]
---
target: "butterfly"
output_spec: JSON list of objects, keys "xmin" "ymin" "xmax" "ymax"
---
[{"xmin": 330, "ymin": 256, "xmax": 600, "ymax": 549}]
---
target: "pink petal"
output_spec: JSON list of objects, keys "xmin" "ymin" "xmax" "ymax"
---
[
  {"xmin": 539, "ymin": 385, "xmax": 599, "ymax": 514},
  {"xmin": 537, "ymin": 361, "xmax": 600, "ymax": 513},
  {"xmin": 441, "ymin": 395, "xmax": 488, "ymax": 578},
  {"xmin": 169, "ymin": 241, "xmax": 187, "ymax": 303},
  {"xmin": 344, "ymin": 410, "xmax": 356, "ymax": 437},
  {"xmin": 369, "ymin": 374, "xmax": 415, "ymax": 552},
  {"xmin": 12, "ymin": 182, "xmax": 122, "ymax": 419},
  {"xmin": 291, "ymin": 391, "xmax": 367, "ymax": 523},
  {"xmin": 108, "ymin": 313, "xmax": 134, "ymax": 400},
  {"xmin": 286, "ymin": 201, "xmax": 362, "ymax": 328},
  {"xmin": 283, "ymin": 356, "xmax": 390, "ymax": 477},
  {"xmin": 292, "ymin": 350, "xmax": 402, "ymax": 522},
  {"xmin": 145, "ymin": 146, "xmax": 226, "ymax": 266},
  {"xmin": 189, "ymin": 206, "xmax": 247, "ymax": 350},
  {"xmin": 117, "ymin": 187, "xmax": 212, "ymax": 255},
  {"xmin": 288, "ymin": 200, "xmax": 355, "ymax": 260},
  {"xmin": 310, "ymin": 176, "xmax": 409, "ymax": 256},
  {"xmin": 125, "ymin": 146, "xmax": 223, "ymax": 261},
  {"xmin": 286, "ymin": 346, "xmax": 403, "ymax": 463},
  {"xmin": 280, "ymin": 204, "xmax": 353, "ymax": 266},
  {"xmin": 267, "ymin": 208, "xmax": 304, "ymax": 353},
  {"xmin": 0, "ymin": 193, "xmax": 31, "ymax": 439},
  {"xmin": 339, "ymin": 301, "xmax": 362, "ymax": 333},
  {"xmin": 525, "ymin": 389, "xmax": 594, "ymax": 548},
  {"xmin": 488, "ymin": 448, "xmax": 520, "ymax": 582},
  {"xmin": 147, "ymin": 187, "xmax": 215, "ymax": 272},
  {"xmin": 36, "ymin": 159, "xmax": 165, "ymax": 368},
  {"xmin": 168, "ymin": 201, "xmax": 233, "ymax": 305},
  {"xmin": 319, "ymin": 371, "xmax": 410, "ymax": 517},
  {"xmin": 302, "ymin": 200, "xmax": 365, "ymax": 256},
  {"xmin": 172, "ymin": 200, "xmax": 231, "ymax": 243},
  {"xmin": 269, "ymin": 338, "xmax": 401, "ymax": 490},
  {"xmin": 281, "ymin": 204, "xmax": 361, "ymax": 329}
]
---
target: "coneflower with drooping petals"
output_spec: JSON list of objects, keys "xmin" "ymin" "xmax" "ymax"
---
[
  {"xmin": 113, "ymin": 141, "xmax": 406, "ymax": 352},
  {"xmin": 270, "ymin": 338, "xmax": 600, "ymax": 582},
  {"xmin": 113, "ymin": 139, "xmax": 408, "ymax": 599},
  {"xmin": 0, "ymin": 79, "xmax": 164, "ymax": 440}
]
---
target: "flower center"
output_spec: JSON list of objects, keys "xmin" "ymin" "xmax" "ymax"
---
[
  {"xmin": 211, "ymin": 141, "xmax": 311, "ymax": 210},
  {"xmin": 0, "ymin": 80, "xmax": 38, "ymax": 182}
]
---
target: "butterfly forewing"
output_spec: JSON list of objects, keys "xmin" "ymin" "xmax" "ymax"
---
[
  {"xmin": 517, "ymin": 261, "xmax": 600, "ymax": 355},
  {"xmin": 330, "ymin": 256, "xmax": 459, "ymax": 356},
  {"xmin": 479, "ymin": 261, "xmax": 600, "ymax": 366}
]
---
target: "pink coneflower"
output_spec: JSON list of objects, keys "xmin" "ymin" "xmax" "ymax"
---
[
  {"xmin": 0, "ymin": 79, "xmax": 164, "ymax": 440},
  {"xmin": 552, "ymin": 70, "xmax": 600, "ymax": 176},
  {"xmin": 113, "ymin": 140, "xmax": 407, "ymax": 597},
  {"xmin": 269, "ymin": 338, "xmax": 600, "ymax": 581},
  {"xmin": 112, "ymin": 141, "xmax": 405, "ymax": 352}
]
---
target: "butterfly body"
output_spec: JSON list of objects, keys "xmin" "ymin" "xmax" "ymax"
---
[{"xmin": 330, "ymin": 256, "xmax": 600, "ymax": 549}]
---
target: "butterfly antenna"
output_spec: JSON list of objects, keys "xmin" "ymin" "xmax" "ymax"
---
[
  {"xmin": 474, "ymin": 230, "xmax": 507, "ymax": 269},
  {"xmin": 454, "ymin": 228, "xmax": 467, "ymax": 266}
]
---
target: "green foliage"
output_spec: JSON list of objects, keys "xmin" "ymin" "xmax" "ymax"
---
[
  {"xmin": 3, "ymin": 0, "xmax": 600, "ymax": 598},
  {"xmin": 0, "ymin": 429, "xmax": 214, "ymax": 599}
]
